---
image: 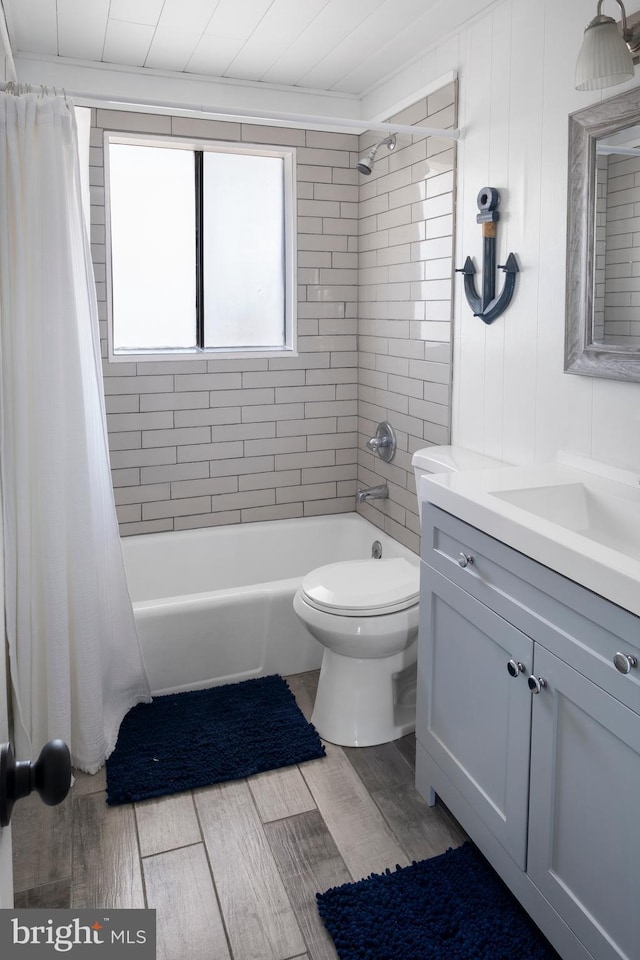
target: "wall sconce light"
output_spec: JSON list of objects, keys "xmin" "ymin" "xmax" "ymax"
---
[{"xmin": 576, "ymin": 0, "xmax": 640, "ymax": 90}]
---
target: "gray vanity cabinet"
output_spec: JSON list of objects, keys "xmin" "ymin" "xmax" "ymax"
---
[
  {"xmin": 416, "ymin": 503, "xmax": 640, "ymax": 960},
  {"xmin": 417, "ymin": 568, "xmax": 532, "ymax": 868},
  {"xmin": 527, "ymin": 645, "xmax": 640, "ymax": 960}
]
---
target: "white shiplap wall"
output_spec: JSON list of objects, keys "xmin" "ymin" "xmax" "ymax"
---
[{"xmin": 364, "ymin": 0, "xmax": 640, "ymax": 473}]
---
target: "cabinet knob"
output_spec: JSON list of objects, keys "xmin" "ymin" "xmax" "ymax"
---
[
  {"xmin": 528, "ymin": 675, "xmax": 547, "ymax": 695},
  {"xmin": 457, "ymin": 552, "xmax": 473, "ymax": 568},
  {"xmin": 507, "ymin": 659, "xmax": 525, "ymax": 678},
  {"xmin": 613, "ymin": 652, "xmax": 638, "ymax": 675}
]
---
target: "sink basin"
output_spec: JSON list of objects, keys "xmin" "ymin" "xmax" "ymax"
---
[
  {"xmin": 492, "ymin": 482, "xmax": 640, "ymax": 562},
  {"xmin": 419, "ymin": 454, "xmax": 640, "ymax": 617}
]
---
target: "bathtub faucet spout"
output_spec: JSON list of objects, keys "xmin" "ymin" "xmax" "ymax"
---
[{"xmin": 355, "ymin": 483, "xmax": 389, "ymax": 504}]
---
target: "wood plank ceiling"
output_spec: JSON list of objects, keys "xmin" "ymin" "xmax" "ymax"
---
[{"xmin": 3, "ymin": 0, "xmax": 494, "ymax": 96}]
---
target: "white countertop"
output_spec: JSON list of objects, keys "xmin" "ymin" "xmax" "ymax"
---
[{"xmin": 420, "ymin": 453, "xmax": 640, "ymax": 618}]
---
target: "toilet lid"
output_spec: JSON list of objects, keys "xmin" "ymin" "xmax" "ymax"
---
[{"xmin": 300, "ymin": 558, "xmax": 419, "ymax": 616}]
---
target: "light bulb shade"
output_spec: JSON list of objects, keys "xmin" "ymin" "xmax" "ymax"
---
[{"xmin": 576, "ymin": 17, "xmax": 635, "ymax": 90}]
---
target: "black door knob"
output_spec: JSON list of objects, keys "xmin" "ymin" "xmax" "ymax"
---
[{"xmin": 0, "ymin": 739, "xmax": 71, "ymax": 827}]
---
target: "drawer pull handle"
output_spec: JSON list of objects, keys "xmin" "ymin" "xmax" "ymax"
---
[
  {"xmin": 528, "ymin": 675, "xmax": 547, "ymax": 695},
  {"xmin": 613, "ymin": 652, "xmax": 638, "ymax": 675},
  {"xmin": 457, "ymin": 552, "xmax": 473, "ymax": 568},
  {"xmin": 507, "ymin": 659, "xmax": 525, "ymax": 678}
]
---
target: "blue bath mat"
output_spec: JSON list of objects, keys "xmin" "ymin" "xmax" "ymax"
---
[
  {"xmin": 106, "ymin": 674, "xmax": 325, "ymax": 805},
  {"xmin": 316, "ymin": 842, "xmax": 560, "ymax": 960}
]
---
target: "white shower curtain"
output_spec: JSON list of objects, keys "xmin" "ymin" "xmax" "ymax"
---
[{"xmin": 0, "ymin": 91, "xmax": 151, "ymax": 773}]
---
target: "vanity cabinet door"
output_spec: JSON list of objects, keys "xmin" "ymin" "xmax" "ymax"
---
[
  {"xmin": 527, "ymin": 646, "xmax": 640, "ymax": 960},
  {"xmin": 417, "ymin": 565, "xmax": 533, "ymax": 868}
]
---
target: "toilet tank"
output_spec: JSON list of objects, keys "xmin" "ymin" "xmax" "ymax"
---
[{"xmin": 411, "ymin": 445, "xmax": 506, "ymax": 522}]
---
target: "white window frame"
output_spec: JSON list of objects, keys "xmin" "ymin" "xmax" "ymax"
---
[{"xmin": 104, "ymin": 132, "xmax": 297, "ymax": 363}]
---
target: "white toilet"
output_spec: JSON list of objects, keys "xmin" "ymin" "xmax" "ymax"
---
[{"xmin": 294, "ymin": 445, "xmax": 505, "ymax": 747}]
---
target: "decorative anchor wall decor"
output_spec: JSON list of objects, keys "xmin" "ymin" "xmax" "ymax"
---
[{"xmin": 457, "ymin": 187, "xmax": 519, "ymax": 325}]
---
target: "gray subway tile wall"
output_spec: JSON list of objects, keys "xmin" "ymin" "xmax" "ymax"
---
[
  {"xmin": 602, "ymin": 151, "xmax": 640, "ymax": 344},
  {"xmin": 356, "ymin": 83, "xmax": 456, "ymax": 553},
  {"xmin": 90, "ymin": 82, "xmax": 455, "ymax": 546}
]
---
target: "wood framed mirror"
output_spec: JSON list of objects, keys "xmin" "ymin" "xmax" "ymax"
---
[{"xmin": 566, "ymin": 84, "xmax": 640, "ymax": 381}]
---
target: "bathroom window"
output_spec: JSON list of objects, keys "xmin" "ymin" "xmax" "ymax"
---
[{"xmin": 104, "ymin": 134, "xmax": 296, "ymax": 361}]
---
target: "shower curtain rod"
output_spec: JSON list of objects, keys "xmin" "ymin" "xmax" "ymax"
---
[{"xmin": 0, "ymin": 80, "xmax": 461, "ymax": 140}]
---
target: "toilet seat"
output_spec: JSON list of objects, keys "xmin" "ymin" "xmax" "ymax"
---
[{"xmin": 300, "ymin": 558, "xmax": 419, "ymax": 617}]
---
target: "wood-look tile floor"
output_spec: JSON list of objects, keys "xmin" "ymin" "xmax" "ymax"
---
[{"xmin": 11, "ymin": 671, "xmax": 466, "ymax": 960}]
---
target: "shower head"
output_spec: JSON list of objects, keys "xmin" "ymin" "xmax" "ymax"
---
[{"xmin": 357, "ymin": 134, "xmax": 397, "ymax": 175}]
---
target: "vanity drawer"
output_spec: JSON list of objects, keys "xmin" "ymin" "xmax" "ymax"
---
[{"xmin": 421, "ymin": 503, "xmax": 640, "ymax": 714}]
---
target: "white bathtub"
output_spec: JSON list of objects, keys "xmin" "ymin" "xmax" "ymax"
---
[{"xmin": 122, "ymin": 513, "xmax": 419, "ymax": 696}]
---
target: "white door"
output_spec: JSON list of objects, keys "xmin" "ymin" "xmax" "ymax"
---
[{"xmin": 0, "ymin": 516, "xmax": 13, "ymax": 906}]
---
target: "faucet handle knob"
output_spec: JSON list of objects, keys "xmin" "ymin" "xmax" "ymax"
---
[
  {"xmin": 366, "ymin": 422, "xmax": 396, "ymax": 462},
  {"xmin": 367, "ymin": 436, "xmax": 386, "ymax": 451}
]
